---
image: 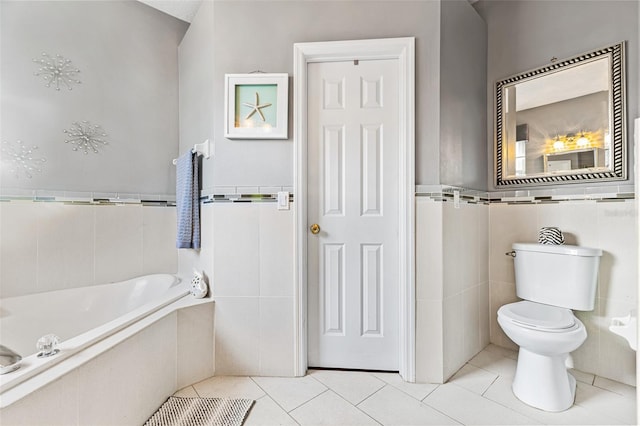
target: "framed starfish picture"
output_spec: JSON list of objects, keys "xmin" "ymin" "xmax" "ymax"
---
[{"xmin": 224, "ymin": 73, "xmax": 289, "ymax": 139}]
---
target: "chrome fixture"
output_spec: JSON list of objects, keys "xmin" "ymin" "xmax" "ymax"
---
[{"xmin": 0, "ymin": 345, "xmax": 22, "ymax": 374}]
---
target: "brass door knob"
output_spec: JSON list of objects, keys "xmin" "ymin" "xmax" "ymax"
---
[{"xmin": 310, "ymin": 223, "xmax": 321, "ymax": 234}]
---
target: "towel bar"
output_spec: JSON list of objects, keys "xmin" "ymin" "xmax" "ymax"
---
[{"xmin": 172, "ymin": 139, "xmax": 211, "ymax": 165}]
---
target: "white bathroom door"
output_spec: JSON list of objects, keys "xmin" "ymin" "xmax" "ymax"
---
[{"xmin": 307, "ymin": 59, "xmax": 400, "ymax": 371}]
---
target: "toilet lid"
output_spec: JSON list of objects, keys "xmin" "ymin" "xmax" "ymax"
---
[{"xmin": 499, "ymin": 301, "xmax": 576, "ymax": 331}]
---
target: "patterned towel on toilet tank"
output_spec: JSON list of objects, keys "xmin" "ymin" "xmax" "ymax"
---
[{"xmin": 176, "ymin": 151, "xmax": 200, "ymax": 249}]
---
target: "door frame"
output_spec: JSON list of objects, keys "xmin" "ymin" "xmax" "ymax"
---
[{"xmin": 293, "ymin": 37, "xmax": 416, "ymax": 381}]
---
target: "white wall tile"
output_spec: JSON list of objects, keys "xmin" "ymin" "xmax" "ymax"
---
[
  {"xmin": 443, "ymin": 201, "xmax": 462, "ymax": 299},
  {"xmin": 596, "ymin": 200, "xmax": 637, "ymax": 303},
  {"xmin": 0, "ymin": 370, "xmax": 79, "ymax": 426},
  {"xmin": 572, "ymin": 298, "xmax": 601, "ymax": 378},
  {"xmin": 596, "ymin": 298, "xmax": 637, "ymax": 386},
  {"xmin": 94, "ymin": 205, "xmax": 143, "ymax": 284},
  {"xmin": 478, "ymin": 282, "xmax": 490, "ymax": 349},
  {"xmin": 488, "ymin": 203, "xmax": 537, "ymax": 284},
  {"xmin": 415, "ymin": 299, "xmax": 443, "ymax": 383},
  {"xmin": 142, "ymin": 205, "xmax": 177, "ymax": 275},
  {"xmin": 259, "ymin": 204, "xmax": 294, "ymax": 297},
  {"xmin": 415, "ymin": 198, "xmax": 442, "ymax": 301},
  {"xmin": 535, "ymin": 201, "xmax": 598, "ymax": 247},
  {"xmin": 78, "ymin": 314, "xmax": 177, "ymax": 425},
  {"xmin": 0, "ymin": 201, "xmax": 39, "ymax": 297},
  {"xmin": 460, "ymin": 203, "xmax": 478, "ymax": 291},
  {"xmin": 443, "ymin": 293, "xmax": 464, "ymax": 379},
  {"xmin": 214, "ymin": 296, "xmax": 260, "ymax": 375},
  {"xmin": 177, "ymin": 302, "xmax": 215, "ymax": 388},
  {"xmin": 212, "ymin": 203, "xmax": 260, "ymax": 297},
  {"xmin": 463, "ymin": 285, "xmax": 480, "ymax": 361},
  {"xmin": 477, "ymin": 204, "xmax": 489, "ymax": 284},
  {"xmin": 259, "ymin": 297, "xmax": 295, "ymax": 376},
  {"xmin": 489, "ymin": 280, "xmax": 519, "ymax": 351},
  {"xmin": 36, "ymin": 203, "xmax": 95, "ymax": 293}
]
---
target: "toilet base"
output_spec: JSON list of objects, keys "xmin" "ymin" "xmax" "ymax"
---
[{"xmin": 512, "ymin": 347, "xmax": 577, "ymax": 412}]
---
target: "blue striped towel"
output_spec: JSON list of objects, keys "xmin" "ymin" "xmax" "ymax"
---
[{"xmin": 176, "ymin": 151, "xmax": 200, "ymax": 249}]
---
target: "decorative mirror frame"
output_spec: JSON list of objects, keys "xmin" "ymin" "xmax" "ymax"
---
[{"xmin": 495, "ymin": 42, "xmax": 626, "ymax": 187}]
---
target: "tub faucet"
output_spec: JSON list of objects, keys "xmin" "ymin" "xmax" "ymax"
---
[
  {"xmin": 37, "ymin": 334, "xmax": 60, "ymax": 357},
  {"xmin": 0, "ymin": 345, "xmax": 22, "ymax": 374}
]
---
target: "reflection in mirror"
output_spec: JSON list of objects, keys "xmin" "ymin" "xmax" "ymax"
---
[{"xmin": 496, "ymin": 42, "xmax": 626, "ymax": 186}]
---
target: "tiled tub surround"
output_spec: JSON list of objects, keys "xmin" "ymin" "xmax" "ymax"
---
[
  {"xmin": 0, "ymin": 297, "xmax": 214, "ymax": 426},
  {"xmin": 0, "ymin": 198, "xmax": 178, "ymax": 298}
]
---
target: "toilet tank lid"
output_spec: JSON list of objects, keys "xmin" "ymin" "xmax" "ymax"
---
[{"xmin": 513, "ymin": 243, "xmax": 602, "ymax": 257}]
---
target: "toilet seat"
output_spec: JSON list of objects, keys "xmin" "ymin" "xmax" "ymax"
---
[{"xmin": 499, "ymin": 301, "xmax": 576, "ymax": 332}]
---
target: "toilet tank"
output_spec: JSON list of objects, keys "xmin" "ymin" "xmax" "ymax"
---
[{"xmin": 512, "ymin": 243, "xmax": 602, "ymax": 311}]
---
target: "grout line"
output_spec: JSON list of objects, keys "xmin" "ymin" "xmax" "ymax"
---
[{"xmin": 481, "ymin": 375, "xmax": 500, "ymax": 397}]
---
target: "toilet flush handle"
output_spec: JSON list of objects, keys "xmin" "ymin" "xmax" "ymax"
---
[{"xmin": 505, "ymin": 250, "xmax": 516, "ymax": 258}]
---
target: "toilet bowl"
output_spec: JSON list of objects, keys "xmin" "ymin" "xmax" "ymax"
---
[
  {"xmin": 498, "ymin": 243, "xmax": 601, "ymax": 412},
  {"xmin": 498, "ymin": 301, "xmax": 587, "ymax": 411}
]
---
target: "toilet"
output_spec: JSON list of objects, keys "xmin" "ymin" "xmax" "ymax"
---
[{"xmin": 497, "ymin": 242, "xmax": 602, "ymax": 412}]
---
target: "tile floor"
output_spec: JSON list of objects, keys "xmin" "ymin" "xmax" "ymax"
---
[{"xmin": 174, "ymin": 344, "xmax": 637, "ymax": 425}]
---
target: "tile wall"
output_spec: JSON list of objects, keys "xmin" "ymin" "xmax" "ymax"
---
[
  {"xmin": 0, "ymin": 200, "xmax": 178, "ymax": 298},
  {"xmin": 181, "ymin": 201, "xmax": 296, "ymax": 377},
  {"xmin": 489, "ymin": 198, "xmax": 637, "ymax": 386},
  {"xmin": 416, "ymin": 194, "xmax": 490, "ymax": 383}
]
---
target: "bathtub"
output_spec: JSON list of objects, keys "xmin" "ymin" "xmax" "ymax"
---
[{"xmin": 0, "ymin": 274, "xmax": 190, "ymax": 402}]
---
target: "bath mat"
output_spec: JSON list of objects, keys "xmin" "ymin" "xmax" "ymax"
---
[{"xmin": 144, "ymin": 396, "xmax": 254, "ymax": 426}]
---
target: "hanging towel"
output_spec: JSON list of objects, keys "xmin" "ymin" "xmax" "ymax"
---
[{"xmin": 176, "ymin": 151, "xmax": 200, "ymax": 249}]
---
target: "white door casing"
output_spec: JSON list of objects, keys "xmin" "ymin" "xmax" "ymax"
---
[
  {"xmin": 307, "ymin": 59, "xmax": 399, "ymax": 370},
  {"xmin": 293, "ymin": 38, "xmax": 415, "ymax": 380}
]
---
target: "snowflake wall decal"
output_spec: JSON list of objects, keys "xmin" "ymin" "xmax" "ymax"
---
[
  {"xmin": 1, "ymin": 140, "xmax": 47, "ymax": 179},
  {"xmin": 63, "ymin": 121, "xmax": 108, "ymax": 154},
  {"xmin": 33, "ymin": 52, "xmax": 81, "ymax": 91}
]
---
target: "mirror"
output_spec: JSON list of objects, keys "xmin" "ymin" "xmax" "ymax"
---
[{"xmin": 495, "ymin": 42, "xmax": 626, "ymax": 186}]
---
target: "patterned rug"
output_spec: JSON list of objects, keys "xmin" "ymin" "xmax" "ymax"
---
[{"xmin": 144, "ymin": 396, "xmax": 254, "ymax": 426}]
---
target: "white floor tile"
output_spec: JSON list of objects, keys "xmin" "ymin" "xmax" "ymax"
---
[
  {"xmin": 251, "ymin": 375, "xmax": 327, "ymax": 412},
  {"xmin": 244, "ymin": 395, "xmax": 299, "ymax": 426},
  {"xmin": 483, "ymin": 376, "xmax": 626, "ymax": 425},
  {"xmin": 575, "ymin": 381, "xmax": 637, "ymax": 424},
  {"xmin": 192, "ymin": 376, "xmax": 266, "ymax": 400},
  {"xmin": 423, "ymin": 382, "xmax": 538, "ymax": 425},
  {"xmin": 482, "ymin": 343, "xmax": 519, "ymax": 360},
  {"xmin": 358, "ymin": 385, "xmax": 460, "ymax": 425},
  {"xmin": 290, "ymin": 390, "xmax": 378, "ymax": 425},
  {"xmin": 308, "ymin": 370, "xmax": 385, "ymax": 405},
  {"xmin": 448, "ymin": 363, "xmax": 498, "ymax": 395},
  {"xmin": 593, "ymin": 375, "xmax": 637, "ymax": 399},
  {"xmin": 179, "ymin": 346, "xmax": 636, "ymax": 426},
  {"xmin": 468, "ymin": 349, "xmax": 517, "ymax": 378},
  {"xmin": 371, "ymin": 372, "xmax": 439, "ymax": 401}
]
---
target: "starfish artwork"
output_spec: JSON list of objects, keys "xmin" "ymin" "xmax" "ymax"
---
[{"xmin": 242, "ymin": 92, "xmax": 272, "ymax": 122}]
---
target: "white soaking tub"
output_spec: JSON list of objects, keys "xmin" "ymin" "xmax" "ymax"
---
[{"xmin": 0, "ymin": 274, "xmax": 189, "ymax": 400}]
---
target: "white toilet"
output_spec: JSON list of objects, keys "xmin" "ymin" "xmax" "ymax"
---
[{"xmin": 497, "ymin": 242, "xmax": 602, "ymax": 412}]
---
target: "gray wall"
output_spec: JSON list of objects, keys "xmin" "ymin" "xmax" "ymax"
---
[
  {"xmin": 439, "ymin": 0, "xmax": 488, "ymax": 190},
  {"xmin": 185, "ymin": 0, "xmax": 487, "ymax": 191},
  {"xmin": 201, "ymin": 0, "xmax": 444, "ymax": 189},
  {"xmin": 475, "ymin": 0, "xmax": 639, "ymax": 191},
  {"xmin": 0, "ymin": 1, "xmax": 188, "ymax": 195}
]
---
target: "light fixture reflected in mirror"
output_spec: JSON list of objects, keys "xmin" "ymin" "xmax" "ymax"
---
[
  {"xmin": 576, "ymin": 131, "xmax": 589, "ymax": 148},
  {"xmin": 553, "ymin": 136, "xmax": 565, "ymax": 151}
]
